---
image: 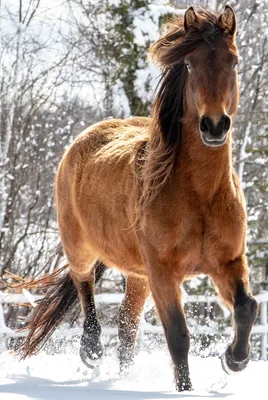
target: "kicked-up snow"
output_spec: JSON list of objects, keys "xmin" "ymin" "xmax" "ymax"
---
[{"xmin": 0, "ymin": 348, "xmax": 267, "ymax": 399}]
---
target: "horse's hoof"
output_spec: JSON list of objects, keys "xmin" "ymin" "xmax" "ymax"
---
[
  {"xmin": 80, "ymin": 342, "xmax": 104, "ymax": 369},
  {"xmin": 221, "ymin": 346, "xmax": 249, "ymax": 375}
]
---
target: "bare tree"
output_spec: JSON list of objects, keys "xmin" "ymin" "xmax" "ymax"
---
[{"xmin": 0, "ymin": 0, "xmax": 93, "ymax": 276}]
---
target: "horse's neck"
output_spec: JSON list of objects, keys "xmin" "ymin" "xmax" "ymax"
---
[{"xmin": 178, "ymin": 127, "xmax": 233, "ymax": 200}]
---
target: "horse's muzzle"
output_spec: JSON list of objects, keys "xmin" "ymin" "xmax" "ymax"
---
[{"xmin": 200, "ymin": 115, "xmax": 231, "ymax": 147}]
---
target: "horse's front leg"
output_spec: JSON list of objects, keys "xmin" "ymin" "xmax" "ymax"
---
[
  {"xmin": 118, "ymin": 275, "xmax": 150, "ymax": 371},
  {"xmin": 146, "ymin": 258, "xmax": 193, "ymax": 392},
  {"xmin": 210, "ymin": 256, "xmax": 258, "ymax": 373}
]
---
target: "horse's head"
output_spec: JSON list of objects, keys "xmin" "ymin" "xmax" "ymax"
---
[
  {"xmin": 184, "ymin": 6, "xmax": 239, "ymax": 147},
  {"xmin": 150, "ymin": 6, "xmax": 239, "ymax": 149}
]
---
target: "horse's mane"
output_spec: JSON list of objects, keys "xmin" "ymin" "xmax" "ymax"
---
[{"xmin": 138, "ymin": 9, "xmax": 229, "ymax": 211}]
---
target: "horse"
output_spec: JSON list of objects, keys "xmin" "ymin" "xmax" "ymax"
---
[{"xmin": 18, "ymin": 6, "xmax": 257, "ymax": 392}]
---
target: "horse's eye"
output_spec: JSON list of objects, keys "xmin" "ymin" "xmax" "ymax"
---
[
  {"xmin": 185, "ymin": 63, "xmax": 192, "ymax": 71},
  {"xmin": 232, "ymin": 61, "xmax": 238, "ymax": 69}
]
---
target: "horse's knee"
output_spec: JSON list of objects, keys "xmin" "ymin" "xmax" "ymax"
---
[{"xmin": 234, "ymin": 294, "xmax": 258, "ymax": 328}]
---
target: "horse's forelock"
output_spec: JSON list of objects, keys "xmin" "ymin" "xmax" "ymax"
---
[{"xmin": 150, "ymin": 9, "xmax": 227, "ymax": 69}]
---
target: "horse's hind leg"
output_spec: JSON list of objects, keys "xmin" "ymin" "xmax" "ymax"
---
[
  {"xmin": 64, "ymin": 246, "xmax": 105, "ymax": 369},
  {"xmin": 71, "ymin": 267, "xmax": 104, "ymax": 368},
  {"xmin": 210, "ymin": 256, "xmax": 258, "ymax": 374},
  {"xmin": 57, "ymin": 197, "xmax": 104, "ymax": 367},
  {"xmin": 118, "ymin": 275, "xmax": 150, "ymax": 371}
]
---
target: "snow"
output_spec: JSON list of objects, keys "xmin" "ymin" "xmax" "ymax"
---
[
  {"xmin": 0, "ymin": 348, "xmax": 267, "ymax": 399},
  {"xmin": 131, "ymin": 2, "xmax": 185, "ymax": 106},
  {"xmin": 112, "ymin": 80, "xmax": 131, "ymax": 118},
  {"xmin": 135, "ymin": 61, "xmax": 160, "ymax": 103}
]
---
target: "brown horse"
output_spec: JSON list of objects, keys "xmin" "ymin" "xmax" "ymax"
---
[{"xmin": 20, "ymin": 6, "xmax": 257, "ymax": 391}]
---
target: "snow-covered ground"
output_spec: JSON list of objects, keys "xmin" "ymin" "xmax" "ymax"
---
[{"xmin": 0, "ymin": 348, "xmax": 267, "ymax": 399}]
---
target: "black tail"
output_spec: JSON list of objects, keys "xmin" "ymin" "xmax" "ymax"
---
[{"xmin": 19, "ymin": 259, "xmax": 107, "ymax": 359}]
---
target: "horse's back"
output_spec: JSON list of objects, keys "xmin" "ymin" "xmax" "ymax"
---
[{"xmin": 60, "ymin": 116, "xmax": 149, "ymax": 165}]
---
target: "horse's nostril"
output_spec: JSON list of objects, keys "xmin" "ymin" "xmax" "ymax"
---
[
  {"xmin": 222, "ymin": 115, "xmax": 231, "ymax": 132},
  {"xmin": 200, "ymin": 115, "xmax": 231, "ymax": 137},
  {"xmin": 200, "ymin": 116, "xmax": 209, "ymax": 133}
]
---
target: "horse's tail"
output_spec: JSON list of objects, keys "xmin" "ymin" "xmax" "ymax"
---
[{"xmin": 18, "ymin": 257, "xmax": 106, "ymax": 359}]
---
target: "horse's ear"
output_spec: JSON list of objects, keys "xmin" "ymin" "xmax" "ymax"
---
[
  {"xmin": 184, "ymin": 7, "xmax": 197, "ymax": 32},
  {"xmin": 218, "ymin": 5, "xmax": 236, "ymax": 37}
]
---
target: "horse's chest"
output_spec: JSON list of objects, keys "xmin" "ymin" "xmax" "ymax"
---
[
  {"xmin": 176, "ymin": 200, "xmax": 245, "ymax": 270},
  {"xmin": 200, "ymin": 203, "xmax": 246, "ymax": 266}
]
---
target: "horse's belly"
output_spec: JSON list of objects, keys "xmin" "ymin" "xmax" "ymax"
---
[
  {"xmin": 85, "ymin": 221, "xmax": 144, "ymax": 270},
  {"xmin": 78, "ymin": 205, "xmax": 145, "ymax": 273}
]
